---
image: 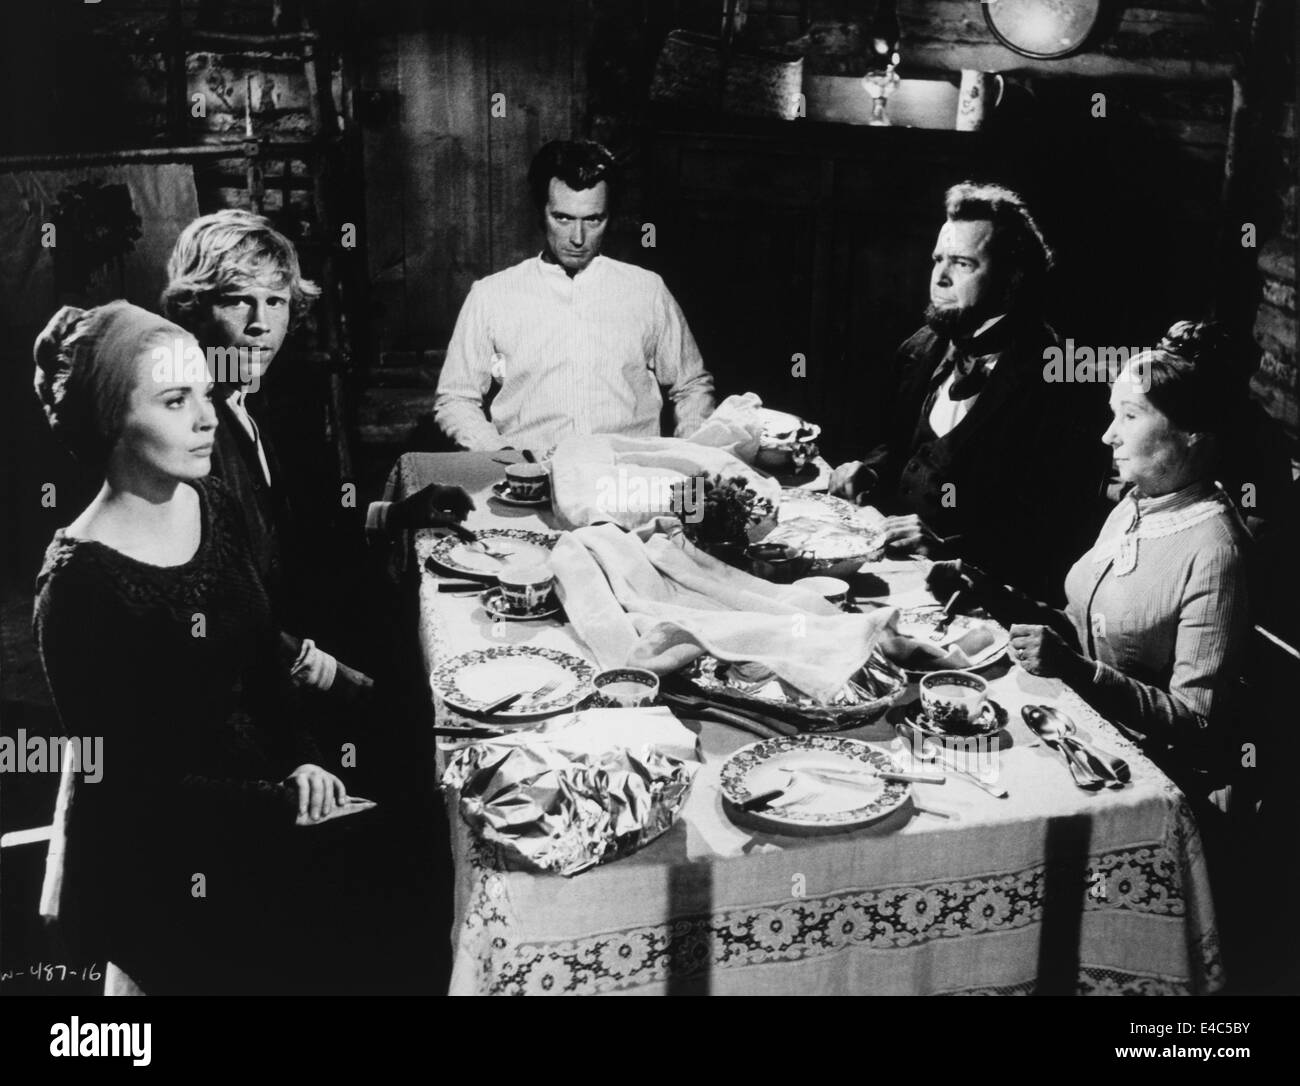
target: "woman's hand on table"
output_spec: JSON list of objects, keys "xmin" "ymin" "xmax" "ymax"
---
[
  {"xmin": 286, "ymin": 763, "xmax": 348, "ymax": 822},
  {"xmin": 1008, "ymin": 624, "xmax": 1092, "ymax": 685},
  {"xmin": 388, "ymin": 483, "xmax": 476, "ymax": 531}
]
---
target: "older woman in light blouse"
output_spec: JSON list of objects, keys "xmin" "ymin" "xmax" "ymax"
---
[{"xmin": 930, "ymin": 346, "xmax": 1251, "ymax": 782}]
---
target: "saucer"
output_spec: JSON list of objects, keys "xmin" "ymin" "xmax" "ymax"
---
[
  {"xmin": 481, "ymin": 585, "xmax": 561, "ymax": 622},
  {"xmin": 899, "ymin": 697, "xmax": 1008, "ymax": 739},
  {"xmin": 491, "ymin": 480, "xmax": 549, "ymax": 507}
]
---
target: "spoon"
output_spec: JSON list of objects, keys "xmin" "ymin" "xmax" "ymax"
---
[
  {"xmin": 1020, "ymin": 706, "xmax": 1105, "ymax": 790},
  {"xmin": 1038, "ymin": 705, "xmax": 1131, "ymax": 786}
]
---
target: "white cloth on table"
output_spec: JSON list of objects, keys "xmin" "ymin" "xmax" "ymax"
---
[
  {"xmin": 446, "ymin": 676, "xmax": 1224, "ymax": 995},
  {"xmin": 677, "ymin": 391, "xmax": 766, "ymax": 461},
  {"xmin": 457, "ymin": 707, "xmax": 701, "ymax": 766},
  {"xmin": 433, "ymin": 254, "xmax": 715, "ymax": 452},
  {"xmin": 549, "ymin": 429, "xmax": 780, "ymax": 532},
  {"xmin": 550, "ymin": 521, "xmax": 896, "ymax": 703}
]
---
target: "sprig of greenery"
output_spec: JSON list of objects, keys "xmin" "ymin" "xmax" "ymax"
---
[{"xmin": 673, "ymin": 473, "xmax": 774, "ymax": 546}]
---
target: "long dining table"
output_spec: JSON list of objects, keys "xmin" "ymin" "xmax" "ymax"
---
[{"xmin": 386, "ymin": 451, "xmax": 1223, "ymax": 996}]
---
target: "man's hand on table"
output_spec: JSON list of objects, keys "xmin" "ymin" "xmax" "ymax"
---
[
  {"xmin": 286, "ymin": 763, "xmax": 348, "ymax": 822},
  {"xmin": 387, "ymin": 483, "xmax": 477, "ymax": 532},
  {"xmin": 1008, "ymin": 624, "xmax": 1092, "ymax": 685},
  {"xmin": 880, "ymin": 514, "xmax": 955, "ymax": 557},
  {"xmin": 926, "ymin": 559, "xmax": 993, "ymax": 601},
  {"xmin": 828, "ymin": 460, "xmax": 879, "ymax": 505}
]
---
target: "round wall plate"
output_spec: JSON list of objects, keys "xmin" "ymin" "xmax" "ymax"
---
[{"xmin": 984, "ymin": 0, "xmax": 1102, "ymax": 60}]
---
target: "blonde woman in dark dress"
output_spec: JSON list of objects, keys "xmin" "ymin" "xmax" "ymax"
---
[{"xmin": 31, "ymin": 301, "xmax": 413, "ymax": 994}]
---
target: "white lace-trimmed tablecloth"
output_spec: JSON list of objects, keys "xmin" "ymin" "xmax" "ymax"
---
[{"xmin": 389, "ymin": 452, "xmax": 1222, "ymax": 997}]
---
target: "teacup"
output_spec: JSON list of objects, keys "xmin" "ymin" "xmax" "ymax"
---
[
  {"xmin": 745, "ymin": 542, "xmax": 812, "ymax": 583},
  {"xmin": 919, "ymin": 670, "xmax": 992, "ymax": 731},
  {"xmin": 592, "ymin": 667, "xmax": 660, "ymax": 708},
  {"xmin": 792, "ymin": 575, "xmax": 850, "ymax": 608},
  {"xmin": 504, "ymin": 462, "xmax": 549, "ymax": 501},
  {"xmin": 497, "ymin": 559, "xmax": 554, "ymax": 613}
]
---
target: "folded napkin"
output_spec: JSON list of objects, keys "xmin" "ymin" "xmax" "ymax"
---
[
  {"xmin": 680, "ymin": 391, "xmax": 766, "ymax": 461},
  {"xmin": 549, "ymin": 422, "xmax": 779, "ymax": 532},
  {"xmin": 442, "ymin": 708, "xmax": 699, "ymax": 876},
  {"xmin": 551, "ymin": 521, "xmax": 896, "ymax": 703}
]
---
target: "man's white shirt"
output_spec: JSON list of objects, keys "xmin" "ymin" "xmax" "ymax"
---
[
  {"xmin": 927, "ymin": 313, "xmax": 1006, "ymax": 438},
  {"xmin": 434, "ymin": 254, "xmax": 715, "ymax": 451},
  {"xmin": 225, "ymin": 387, "xmax": 272, "ymax": 485}
]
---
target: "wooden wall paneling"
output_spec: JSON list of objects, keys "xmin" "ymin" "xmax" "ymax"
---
[
  {"xmin": 486, "ymin": 1, "xmax": 587, "ymax": 274},
  {"xmin": 806, "ymin": 157, "xmax": 835, "ymax": 438},
  {"xmin": 896, "ymin": 0, "xmax": 1236, "ymax": 81},
  {"xmin": 648, "ymin": 134, "xmax": 822, "ymax": 420},
  {"xmin": 401, "ymin": 1, "xmax": 492, "ymax": 348},
  {"xmin": 361, "ymin": 20, "xmax": 408, "ymax": 351},
  {"xmin": 824, "ymin": 133, "xmax": 996, "ymax": 462}
]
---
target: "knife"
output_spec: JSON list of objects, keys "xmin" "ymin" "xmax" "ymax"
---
[
  {"xmin": 431, "ymin": 726, "xmax": 510, "ymax": 739},
  {"xmin": 794, "ymin": 765, "xmax": 945, "ymax": 786},
  {"xmin": 737, "ymin": 788, "xmax": 785, "ymax": 812},
  {"xmin": 480, "ymin": 687, "xmax": 532, "ymax": 714}
]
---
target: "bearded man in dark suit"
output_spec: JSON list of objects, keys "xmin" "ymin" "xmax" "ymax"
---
[{"xmin": 830, "ymin": 182, "xmax": 1109, "ymax": 600}]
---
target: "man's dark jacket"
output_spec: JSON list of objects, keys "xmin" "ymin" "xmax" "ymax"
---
[
  {"xmin": 209, "ymin": 390, "xmax": 296, "ymax": 618},
  {"xmin": 862, "ymin": 310, "xmax": 1111, "ymax": 601}
]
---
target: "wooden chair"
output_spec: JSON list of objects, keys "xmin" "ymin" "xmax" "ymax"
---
[
  {"xmin": 0, "ymin": 742, "xmax": 143, "ymax": 995},
  {"xmin": 1217, "ymin": 623, "xmax": 1300, "ymax": 989}
]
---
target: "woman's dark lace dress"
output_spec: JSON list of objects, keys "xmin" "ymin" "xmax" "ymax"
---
[{"xmin": 33, "ymin": 478, "xmax": 323, "ymax": 993}]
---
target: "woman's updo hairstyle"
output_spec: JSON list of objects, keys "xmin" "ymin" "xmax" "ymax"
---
[
  {"xmin": 34, "ymin": 301, "xmax": 186, "ymax": 470},
  {"xmin": 1128, "ymin": 328, "xmax": 1242, "ymax": 438}
]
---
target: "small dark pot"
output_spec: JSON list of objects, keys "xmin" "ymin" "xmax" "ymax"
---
[{"xmin": 700, "ymin": 538, "xmax": 748, "ymax": 568}]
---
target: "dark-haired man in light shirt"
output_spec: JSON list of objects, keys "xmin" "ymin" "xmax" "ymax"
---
[{"xmin": 435, "ymin": 139, "xmax": 716, "ymax": 453}]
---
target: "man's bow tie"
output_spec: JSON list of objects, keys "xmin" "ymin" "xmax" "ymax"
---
[{"xmin": 936, "ymin": 340, "xmax": 991, "ymax": 401}]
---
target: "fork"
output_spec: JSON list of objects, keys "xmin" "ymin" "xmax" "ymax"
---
[
  {"xmin": 511, "ymin": 678, "xmax": 562, "ymax": 711},
  {"xmin": 930, "ymin": 590, "xmax": 963, "ymax": 641},
  {"xmin": 469, "ymin": 538, "xmax": 514, "ymax": 561}
]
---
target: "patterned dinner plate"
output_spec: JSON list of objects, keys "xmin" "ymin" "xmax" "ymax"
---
[
  {"xmin": 426, "ymin": 528, "xmax": 558, "ymax": 581},
  {"xmin": 777, "ymin": 488, "xmax": 859, "ymax": 526},
  {"xmin": 431, "ymin": 645, "xmax": 595, "ymax": 720},
  {"xmin": 894, "ymin": 605, "xmax": 1011, "ymax": 674},
  {"xmin": 720, "ymin": 736, "xmax": 911, "ymax": 834}
]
